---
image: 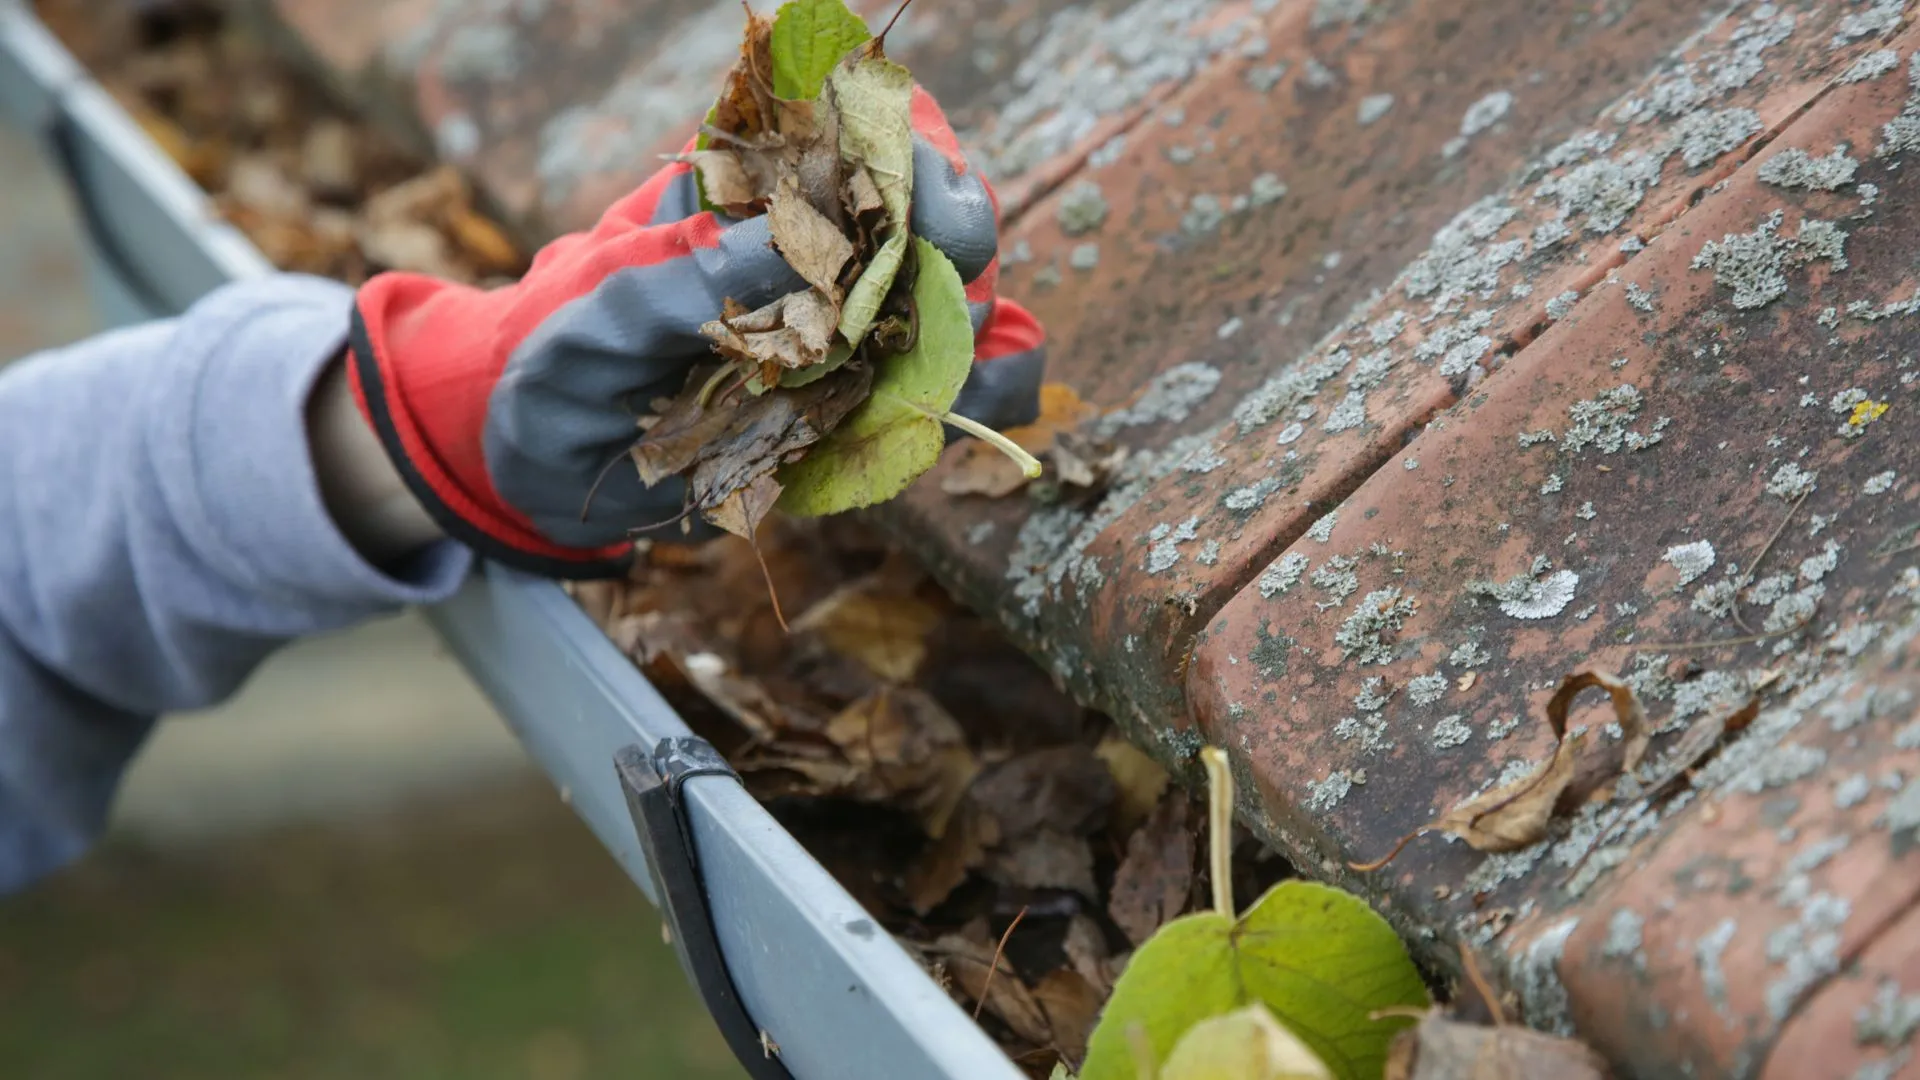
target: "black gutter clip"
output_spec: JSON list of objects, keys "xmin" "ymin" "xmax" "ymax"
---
[{"xmin": 615, "ymin": 737, "xmax": 796, "ymax": 1080}]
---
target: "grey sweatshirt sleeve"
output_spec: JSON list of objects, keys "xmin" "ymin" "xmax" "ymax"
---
[{"xmin": 0, "ymin": 273, "xmax": 474, "ymax": 892}]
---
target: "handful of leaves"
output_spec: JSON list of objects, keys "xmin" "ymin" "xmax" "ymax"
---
[{"xmin": 628, "ymin": 0, "xmax": 1037, "ymax": 549}]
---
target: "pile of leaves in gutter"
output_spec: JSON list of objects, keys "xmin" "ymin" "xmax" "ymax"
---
[
  {"xmin": 572, "ymin": 518, "xmax": 1292, "ymax": 1076},
  {"xmin": 34, "ymin": 0, "xmax": 527, "ymax": 286}
]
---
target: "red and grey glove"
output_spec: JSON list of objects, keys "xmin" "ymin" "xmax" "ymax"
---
[{"xmin": 347, "ymin": 87, "xmax": 1045, "ymax": 579}]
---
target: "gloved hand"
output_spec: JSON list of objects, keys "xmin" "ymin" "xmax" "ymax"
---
[{"xmin": 348, "ymin": 87, "xmax": 1046, "ymax": 579}]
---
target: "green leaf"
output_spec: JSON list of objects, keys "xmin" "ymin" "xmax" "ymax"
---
[
  {"xmin": 769, "ymin": 0, "xmax": 871, "ymax": 101},
  {"xmin": 828, "ymin": 51, "xmax": 914, "ymax": 227},
  {"xmin": 1048, "ymin": 1066, "xmax": 1076, "ymax": 1080},
  {"xmin": 1080, "ymin": 881, "xmax": 1428, "ymax": 1080},
  {"xmin": 838, "ymin": 229, "xmax": 907, "ymax": 345},
  {"xmin": 775, "ymin": 238, "xmax": 972, "ymax": 515},
  {"xmin": 1161, "ymin": 1005, "xmax": 1332, "ymax": 1080},
  {"xmin": 825, "ymin": 50, "xmax": 915, "ymax": 346}
]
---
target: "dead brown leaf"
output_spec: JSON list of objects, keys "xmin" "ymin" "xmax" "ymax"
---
[
  {"xmin": 226, "ymin": 154, "xmax": 308, "ymax": 218},
  {"xmin": 932, "ymin": 926, "xmax": 1052, "ymax": 1047},
  {"xmin": 299, "ymin": 118, "xmax": 359, "ymax": 198},
  {"xmin": 1384, "ymin": 1014, "xmax": 1611, "ymax": 1080},
  {"xmin": 1094, "ymin": 733, "xmax": 1169, "ymax": 838},
  {"xmin": 702, "ymin": 288, "xmax": 840, "ymax": 372},
  {"xmin": 685, "ymin": 365, "xmax": 872, "ymax": 516},
  {"xmin": 769, "ymin": 174, "xmax": 855, "ymax": 298},
  {"xmin": 708, "ymin": 10, "xmax": 778, "ymax": 143},
  {"xmin": 1032, "ymin": 968, "xmax": 1104, "ymax": 1063},
  {"xmin": 1108, "ymin": 792, "xmax": 1192, "ymax": 946},
  {"xmin": 940, "ymin": 447, "xmax": 1033, "ymax": 498},
  {"xmin": 357, "ymin": 218, "xmax": 460, "ymax": 278},
  {"xmin": 793, "ymin": 583, "xmax": 942, "ymax": 683},
  {"xmin": 676, "ymin": 650, "xmax": 799, "ymax": 742},
  {"xmin": 824, "ymin": 687, "xmax": 977, "ymax": 835},
  {"xmin": 706, "ymin": 473, "xmax": 783, "ymax": 541},
  {"xmin": 1061, "ymin": 914, "xmax": 1116, "ymax": 995},
  {"xmin": 363, "ymin": 166, "xmax": 466, "ymax": 227},
  {"xmin": 1546, "ymin": 669, "xmax": 1650, "ymax": 776},
  {"xmin": 845, "ymin": 161, "xmax": 885, "ymax": 218},
  {"xmin": 987, "ymin": 828, "xmax": 1098, "ymax": 897},
  {"xmin": 969, "ymin": 747, "xmax": 1117, "ymax": 841},
  {"xmin": 1354, "ymin": 732, "xmax": 1588, "ymax": 872},
  {"xmin": 904, "ymin": 803, "xmax": 997, "ymax": 914},
  {"xmin": 631, "ymin": 369, "xmax": 742, "ymax": 485},
  {"xmin": 1641, "ymin": 692, "xmax": 1759, "ymax": 798},
  {"xmin": 1434, "ymin": 731, "xmax": 1588, "ymax": 851},
  {"xmin": 1050, "ymin": 432, "xmax": 1126, "ymax": 491},
  {"xmin": 445, "ymin": 206, "xmax": 522, "ymax": 276},
  {"xmin": 679, "ymin": 148, "xmax": 764, "ymax": 216}
]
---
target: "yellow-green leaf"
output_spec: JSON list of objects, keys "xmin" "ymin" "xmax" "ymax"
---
[
  {"xmin": 839, "ymin": 230, "xmax": 907, "ymax": 345},
  {"xmin": 776, "ymin": 238, "xmax": 972, "ymax": 515},
  {"xmin": 825, "ymin": 50, "xmax": 914, "ymax": 346},
  {"xmin": 769, "ymin": 0, "xmax": 871, "ymax": 100},
  {"xmin": 1160, "ymin": 1005, "xmax": 1332, "ymax": 1080},
  {"xmin": 1080, "ymin": 881, "xmax": 1428, "ymax": 1080}
]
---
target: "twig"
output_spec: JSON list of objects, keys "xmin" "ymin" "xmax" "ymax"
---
[
  {"xmin": 1730, "ymin": 489, "xmax": 1810, "ymax": 634},
  {"xmin": 626, "ymin": 503, "xmax": 699, "ymax": 535},
  {"xmin": 750, "ymin": 537, "xmax": 790, "ymax": 633},
  {"xmin": 974, "ymin": 905, "xmax": 1028, "ymax": 1022},
  {"xmin": 873, "ymin": 0, "xmax": 918, "ymax": 53},
  {"xmin": 1201, "ymin": 746, "xmax": 1235, "ymax": 919},
  {"xmin": 1459, "ymin": 945, "xmax": 1506, "ymax": 1026},
  {"xmin": 1348, "ymin": 831, "xmax": 1420, "ymax": 874},
  {"xmin": 580, "ymin": 448, "xmax": 634, "ymax": 523},
  {"xmin": 1614, "ymin": 611, "xmax": 1815, "ymax": 653}
]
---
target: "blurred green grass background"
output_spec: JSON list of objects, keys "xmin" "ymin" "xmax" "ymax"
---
[{"xmin": 0, "ymin": 781, "xmax": 743, "ymax": 1080}]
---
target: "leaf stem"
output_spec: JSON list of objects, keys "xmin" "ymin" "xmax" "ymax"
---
[
  {"xmin": 1201, "ymin": 746, "xmax": 1234, "ymax": 920},
  {"xmin": 941, "ymin": 411, "xmax": 1043, "ymax": 478}
]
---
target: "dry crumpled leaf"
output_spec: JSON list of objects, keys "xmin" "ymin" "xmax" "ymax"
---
[
  {"xmin": 824, "ymin": 686, "xmax": 978, "ymax": 834},
  {"xmin": 768, "ymin": 173, "xmax": 856, "ymax": 297},
  {"xmin": 704, "ymin": 288, "xmax": 842, "ymax": 375},
  {"xmin": 930, "ymin": 923, "xmax": 1053, "ymax": 1047},
  {"xmin": 904, "ymin": 800, "xmax": 997, "ymax": 914},
  {"xmin": 1062, "ymin": 914, "xmax": 1117, "ymax": 995},
  {"xmin": 1384, "ymin": 1014, "xmax": 1611, "ymax": 1080},
  {"xmin": 1433, "ymin": 731, "xmax": 1588, "ymax": 853},
  {"xmin": 1546, "ymin": 669, "xmax": 1651, "ymax": 780},
  {"xmin": 970, "ymin": 747, "xmax": 1117, "ymax": 841},
  {"xmin": 1355, "ymin": 667, "xmax": 1657, "ymax": 872},
  {"xmin": 791, "ymin": 579, "xmax": 943, "ymax": 682},
  {"xmin": 1108, "ymin": 792, "xmax": 1193, "ymax": 946},
  {"xmin": 988, "ymin": 827, "xmax": 1098, "ymax": 897},
  {"xmin": 1095, "ymin": 733, "xmax": 1170, "ymax": 838},
  {"xmin": 1033, "ymin": 967, "xmax": 1105, "ymax": 1065},
  {"xmin": 622, "ymin": 363, "xmax": 872, "ymax": 540}
]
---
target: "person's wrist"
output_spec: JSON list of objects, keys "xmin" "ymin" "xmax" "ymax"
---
[{"xmin": 307, "ymin": 349, "xmax": 446, "ymax": 568}]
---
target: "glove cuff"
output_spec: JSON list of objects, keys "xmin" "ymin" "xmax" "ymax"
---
[{"xmin": 348, "ymin": 279, "xmax": 633, "ymax": 579}]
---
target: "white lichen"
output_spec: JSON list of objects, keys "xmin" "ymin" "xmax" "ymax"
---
[
  {"xmin": 1335, "ymin": 588, "xmax": 1417, "ymax": 665},
  {"xmin": 1664, "ymin": 540, "xmax": 1718, "ymax": 586},
  {"xmin": 1431, "ymin": 714, "xmax": 1473, "ymax": 749},
  {"xmin": 1758, "ymin": 147, "xmax": 1859, "ymax": 191},
  {"xmin": 1407, "ymin": 673, "xmax": 1449, "ymax": 705},
  {"xmin": 1259, "ymin": 552, "xmax": 1310, "ymax": 597}
]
